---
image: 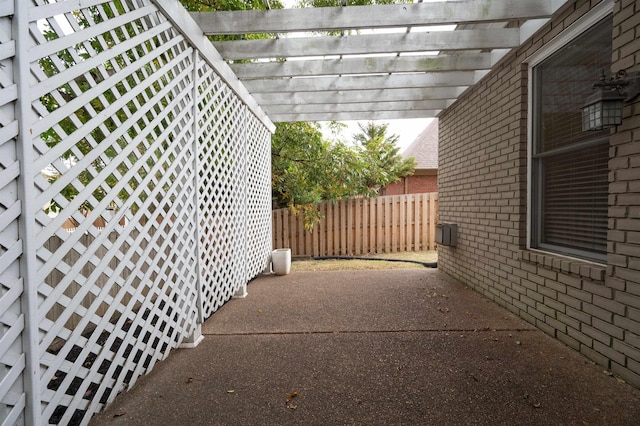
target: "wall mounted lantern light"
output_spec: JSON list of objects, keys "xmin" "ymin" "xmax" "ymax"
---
[{"xmin": 582, "ymin": 69, "xmax": 640, "ymax": 131}]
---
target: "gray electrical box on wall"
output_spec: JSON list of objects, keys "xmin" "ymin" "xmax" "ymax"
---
[{"xmin": 436, "ymin": 223, "xmax": 458, "ymax": 247}]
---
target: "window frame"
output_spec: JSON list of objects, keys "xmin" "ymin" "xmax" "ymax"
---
[{"xmin": 526, "ymin": 0, "xmax": 613, "ymax": 264}]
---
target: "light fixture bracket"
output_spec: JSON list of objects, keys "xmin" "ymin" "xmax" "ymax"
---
[
  {"xmin": 599, "ymin": 69, "xmax": 640, "ymax": 102},
  {"xmin": 620, "ymin": 70, "xmax": 640, "ymax": 102}
]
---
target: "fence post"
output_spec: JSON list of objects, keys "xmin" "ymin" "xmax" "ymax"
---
[
  {"xmin": 181, "ymin": 51, "xmax": 205, "ymax": 348},
  {"xmin": 14, "ymin": 0, "xmax": 41, "ymax": 422},
  {"xmin": 234, "ymin": 105, "xmax": 248, "ymax": 299}
]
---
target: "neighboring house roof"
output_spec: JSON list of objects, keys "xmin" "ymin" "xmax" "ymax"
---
[{"xmin": 402, "ymin": 119, "xmax": 438, "ymax": 170}]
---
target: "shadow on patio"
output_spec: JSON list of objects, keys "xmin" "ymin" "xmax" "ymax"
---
[{"xmin": 90, "ymin": 269, "xmax": 640, "ymax": 425}]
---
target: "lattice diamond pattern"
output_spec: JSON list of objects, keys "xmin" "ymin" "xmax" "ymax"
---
[
  {"xmin": 196, "ymin": 61, "xmax": 248, "ymax": 319},
  {"xmin": 246, "ymin": 113, "xmax": 273, "ymax": 280},
  {"xmin": 27, "ymin": 2, "xmax": 202, "ymax": 424},
  {"xmin": 4, "ymin": 1, "xmax": 273, "ymax": 424}
]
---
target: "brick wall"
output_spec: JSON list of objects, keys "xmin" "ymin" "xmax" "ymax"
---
[
  {"xmin": 383, "ymin": 174, "xmax": 438, "ymax": 195},
  {"xmin": 608, "ymin": 0, "xmax": 640, "ymax": 385},
  {"xmin": 438, "ymin": 0, "xmax": 640, "ymax": 388}
]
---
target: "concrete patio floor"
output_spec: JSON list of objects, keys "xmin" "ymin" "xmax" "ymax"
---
[{"xmin": 90, "ymin": 268, "xmax": 640, "ymax": 425}]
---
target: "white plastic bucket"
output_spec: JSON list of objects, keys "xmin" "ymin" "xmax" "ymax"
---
[{"xmin": 271, "ymin": 248, "xmax": 291, "ymax": 275}]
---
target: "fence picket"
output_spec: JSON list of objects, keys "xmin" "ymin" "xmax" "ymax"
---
[
  {"xmin": 428, "ymin": 193, "xmax": 437, "ymax": 250},
  {"xmin": 414, "ymin": 195, "xmax": 420, "ymax": 249},
  {"xmin": 406, "ymin": 195, "xmax": 413, "ymax": 251},
  {"xmin": 369, "ymin": 198, "xmax": 375, "ymax": 254},
  {"xmin": 421, "ymin": 193, "xmax": 428, "ymax": 250}
]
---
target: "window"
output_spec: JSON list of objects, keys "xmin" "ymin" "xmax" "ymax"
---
[{"xmin": 530, "ymin": 17, "xmax": 612, "ymax": 263}]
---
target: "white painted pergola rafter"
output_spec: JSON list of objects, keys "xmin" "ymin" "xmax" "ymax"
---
[
  {"xmin": 190, "ymin": 0, "xmax": 569, "ymax": 122},
  {"xmin": 191, "ymin": 1, "xmax": 560, "ymax": 34},
  {"xmin": 213, "ymin": 29, "xmax": 521, "ymax": 60},
  {"xmin": 230, "ymin": 53, "xmax": 492, "ymax": 79}
]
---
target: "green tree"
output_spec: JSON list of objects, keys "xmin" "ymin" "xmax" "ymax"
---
[
  {"xmin": 353, "ymin": 121, "xmax": 416, "ymax": 193},
  {"xmin": 272, "ymin": 121, "xmax": 415, "ymax": 230},
  {"xmin": 271, "ymin": 122, "xmax": 363, "ymax": 228}
]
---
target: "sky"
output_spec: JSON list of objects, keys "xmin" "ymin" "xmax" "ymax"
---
[{"xmin": 320, "ymin": 118, "xmax": 434, "ymax": 152}]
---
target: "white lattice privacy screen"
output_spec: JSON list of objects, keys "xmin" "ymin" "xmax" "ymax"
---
[{"xmin": 0, "ymin": 1, "xmax": 274, "ymax": 424}]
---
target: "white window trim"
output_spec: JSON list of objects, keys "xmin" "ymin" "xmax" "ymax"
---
[{"xmin": 525, "ymin": 0, "xmax": 613, "ymax": 257}]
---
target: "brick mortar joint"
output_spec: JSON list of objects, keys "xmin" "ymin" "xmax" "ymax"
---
[{"xmin": 520, "ymin": 249, "xmax": 606, "ymax": 282}]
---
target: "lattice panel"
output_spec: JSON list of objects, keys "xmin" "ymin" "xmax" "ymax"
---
[
  {"xmin": 246, "ymin": 112, "xmax": 273, "ymax": 280},
  {"xmin": 196, "ymin": 58, "xmax": 248, "ymax": 319},
  {"xmin": 28, "ymin": 1, "xmax": 200, "ymax": 424},
  {"xmin": 0, "ymin": 4, "xmax": 26, "ymax": 425},
  {"xmin": 4, "ymin": 0, "xmax": 273, "ymax": 424}
]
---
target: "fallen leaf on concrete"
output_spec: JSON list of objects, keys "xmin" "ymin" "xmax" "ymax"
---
[
  {"xmin": 113, "ymin": 408, "xmax": 126, "ymax": 418},
  {"xmin": 185, "ymin": 377, "xmax": 194, "ymax": 384},
  {"xmin": 286, "ymin": 391, "xmax": 299, "ymax": 409},
  {"xmin": 227, "ymin": 390, "xmax": 235, "ymax": 394}
]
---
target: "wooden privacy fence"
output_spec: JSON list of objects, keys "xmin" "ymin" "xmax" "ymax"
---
[{"xmin": 273, "ymin": 193, "xmax": 438, "ymax": 257}]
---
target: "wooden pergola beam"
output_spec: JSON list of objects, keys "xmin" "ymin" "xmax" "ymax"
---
[
  {"xmin": 243, "ymin": 72, "xmax": 480, "ymax": 94},
  {"xmin": 268, "ymin": 110, "xmax": 440, "ymax": 122},
  {"xmin": 251, "ymin": 87, "xmax": 467, "ymax": 105},
  {"xmin": 179, "ymin": 0, "xmax": 570, "ymax": 122},
  {"xmin": 213, "ymin": 29, "xmax": 520, "ymax": 60},
  {"xmin": 230, "ymin": 53, "xmax": 492, "ymax": 79},
  {"xmin": 191, "ymin": 1, "xmax": 556, "ymax": 35},
  {"xmin": 263, "ymin": 99, "xmax": 451, "ymax": 115}
]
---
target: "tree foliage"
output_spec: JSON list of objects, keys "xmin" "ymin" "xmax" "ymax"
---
[
  {"xmin": 41, "ymin": 1, "xmax": 167, "ymax": 214},
  {"xmin": 272, "ymin": 122, "xmax": 361, "ymax": 227},
  {"xmin": 354, "ymin": 121, "xmax": 416, "ymax": 191},
  {"xmin": 272, "ymin": 121, "xmax": 415, "ymax": 229}
]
